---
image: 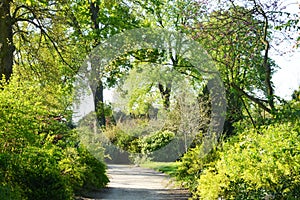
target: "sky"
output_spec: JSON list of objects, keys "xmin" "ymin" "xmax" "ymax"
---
[
  {"xmin": 271, "ymin": 0, "xmax": 299, "ymax": 100},
  {"xmin": 272, "ymin": 50, "xmax": 300, "ymax": 100}
]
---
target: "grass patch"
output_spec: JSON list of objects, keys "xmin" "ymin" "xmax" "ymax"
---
[{"xmin": 140, "ymin": 161, "xmax": 180, "ymax": 177}]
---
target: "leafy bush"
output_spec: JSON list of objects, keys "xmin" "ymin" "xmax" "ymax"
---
[
  {"xmin": 10, "ymin": 146, "xmax": 73, "ymax": 200},
  {"xmin": 0, "ymin": 153, "xmax": 23, "ymax": 200},
  {"xmin": 102, "ymin": 125, "xmax": 133, "ymax": 164},
  {"xmin": 139, "ymin": 130, "xmax": 176, "ymax": 161},
  {"xmin": 76, "ymin": 147, "xmax": 109, "ymax": 190},
  {"xmin": 103, "ymin": 124, "xmax": 176, "ymax": 163},
  {"xmin": 139, "ymin": 130, "xmax": 175, "ymax": 153},
  {"xmin": 0, "ymin": 78, "xmax": 46, "ymax": 151},
  {"xmin": 0, "ymin": 76, "xmax": 109, "ymax": 199},
  {"xmin": 196, "ymin": 122, "xmax": 300, "ymax": 199},
  {"xmin": 175, "ymin": 144, "xmax": 219, "ymax": 191},
  {"xmin": 102, "ymin": 122, "xmax": 139, "ymax": 152},
  {"xmin": 0, "ymin": 184, "xmax": 23, "ymax": 200},
  {"xmin": 1, "ymin": 143, "xmax": 109, "ymax": 200}
]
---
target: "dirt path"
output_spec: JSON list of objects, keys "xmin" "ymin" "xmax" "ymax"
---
[{"xmin": 78, "ymin": 164, "xmax": 190, "ymax": 200}]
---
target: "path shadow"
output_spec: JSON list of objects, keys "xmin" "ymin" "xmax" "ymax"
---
[{"xmin": 80, "ymin": 187, "xmax": 190, "ymax": 200}]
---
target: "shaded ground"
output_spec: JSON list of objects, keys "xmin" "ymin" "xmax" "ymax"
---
[{"xmin": 78, "ymin": 164, "xmax": 190, "ymax": 200}]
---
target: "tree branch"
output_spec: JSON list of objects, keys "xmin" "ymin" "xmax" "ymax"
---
[
  {"xmin": 231, "ymin": 83, "xmax": 271, "ymax": 113},
  {"xmin": 16, "ymin": 18, "xmax": 75, "ymax": 71}
]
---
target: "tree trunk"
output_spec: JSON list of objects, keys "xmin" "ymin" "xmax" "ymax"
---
[
  {"xmin": 0, "ymin": 0, "xmax": 14, "ymax": 82},
  {"xmin": 94, "ymin": 80, "xmax": 106, "ymax": 127},
  {"xmin": 258, "ymin": 3, "xmax": 275, "ymax": 112},
  {"xmin": 90, "ymin": 2, "xmax": 106, "ymax": 127},
  {"xmin": 158, "ymin": 83, "xmax": 171, "ymax": 110}
]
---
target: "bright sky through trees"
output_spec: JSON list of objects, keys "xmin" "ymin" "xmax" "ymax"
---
[
  {"xmin": 273, "ymin": 51, "xmax": 300, "ymax": 100},
  {"xmin": 272, "ymin": 0, "xmax": 299, "ymax": 99}
]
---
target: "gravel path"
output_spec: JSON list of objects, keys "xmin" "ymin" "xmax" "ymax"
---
[{"xmin": 78, "ymin": 164, "xmax": 190, "ymax": 200}]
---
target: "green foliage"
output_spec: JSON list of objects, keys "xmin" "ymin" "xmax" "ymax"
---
[
  {"xmin": 137, "ymin": 129, "xmax": 176, "ymax": 162},
  {"xmin": 139, "ymin": 130, "xmax": 175, "ymax": 154},
  {"xmin": 76, "ymin": 112, "xmax": 107, "ymax": 161},
  {"xmin": 0, "ymin": 77, "xmax": 44, "ymax": 150},
  {"xmin": 115, "ymin": 65, "xmax": 162, "ymax": 116},
  {"xmin": 1, "ymin": 144, "xmax": 109, "ymax": 200},
  {"xmin": 0, "ymin": 75, "xmax": 72, "ymax": 151},
  {"xmin": 175, "ymin": 144, "xmax": 219, "ymax": 191},
  {"xmin": 0, "ymin": 184, "xmax": 23, "ymax": 200},
  {"xmin": 76, "ymin": 147, "xmax": 109, "ymax": 190},
  {"xmin": 292, "ymin": 86, "xmax": 300, "ymax": 101},
  {"xmin": 275, "ymin": 101, "xmax": 300, "ymax": 124},
  {"xmin": 102, "ymin": 122, "xmax": 143, "ymax": 164},
  {"xmin": 0, "ymin": 76, "xmax": 109, "ymax": 199},
  {"xmin": 103, "ymin": 122, "xmax": 176, "ymax": 163},
  {"xmin": 0, "ymin": 153, "xmax": 24, "ymax": 200},
  {"xmin": 2, "ymin": 1, "xmax": 298, "ymax": 200},
  {"xmin": 103, "ymin": 125, "xmax": 138, "ymax": 154},
  {"xmin": 196, "ymin": 122, "xmax": 300, "ymax": 199},
  {"xmin": 9, "ymin": 146, "xmax": 73, "ymax": 200}
]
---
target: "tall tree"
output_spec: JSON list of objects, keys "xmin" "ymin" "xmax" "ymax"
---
[
  {"xmin": 68, "ymin": 0, "xmax": 140, "ymax": 126},
  {"xmin": 0, "ymin": 0, "xmax": 74, "ymax": 82},
  {"xmin": 179, "ymin": 0, "xmax": 298, "ymax": 129},
  {"xmin": 0, "ymin": 0, "xmax": 14, "ymax": 81}
]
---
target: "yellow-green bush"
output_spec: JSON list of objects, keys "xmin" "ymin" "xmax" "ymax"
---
[
  {"xmin": 10, "ymin": 146, "xmax": 73, "ymax": 200},
  {"xmin": 196, "ymin": 122, "xmax": 300, "ymax": 199},
  {"xmin": 0, "ymin": 76, "xmax": 109, "ymax": 199},
  {"xmin": 176, "ymin": 144, "xmax": 219, "ymax": 191}
]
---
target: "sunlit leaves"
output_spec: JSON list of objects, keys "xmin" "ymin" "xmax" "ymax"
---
[
  {"xmin": 0, "ymin": 75, "xmax": 71, "ymax": 152},
  {"xmin": 197, "ymin": 122, "xmax": 300, "ymax": 199}
]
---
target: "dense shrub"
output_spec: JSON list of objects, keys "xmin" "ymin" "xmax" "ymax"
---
[
  {"xmin": 0, "ymin": 153, "xmax": 23, "ymax": 200},
  {"xmin": 175, "ymin": 144, "xmax": 219, "ymax": 191},
  {"xmin": 0, "ymin": 184, "xmax": 23, "ymax": 200},
  {"xmin": 139, "ymin": 130, "xmax": 176, "ymax": 161},
  {"xmin": 195, "ymin": 122, "xmax": 300, "ymax": 199},
  {"xmin": 103, "ymin": 124, "xmax": 176, "ymax": 163},
  {"xmin": 6, "ymin": 146, "xmax": 72, "ymax": 200},
  {"xmin": 0, "ymin": 78, "xmax": 49, "ymax": 151},
  {"xmin": 139, "ymin": 130, "xmax": 175, "ymax": 153},
  {"xmin": 1, "ymin": 143, "xmax": 109, "ymax": 200},
  {"xmin": 77, "ymin": 147, "xmax": 109, "ymax": 190},
  {"xmin": 0, "ymin": 77, "xmax": 109, "ymax": 199},
  {"xmin": 102, "ymin": 125, "xmax": 133, "ymax": 163}
]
